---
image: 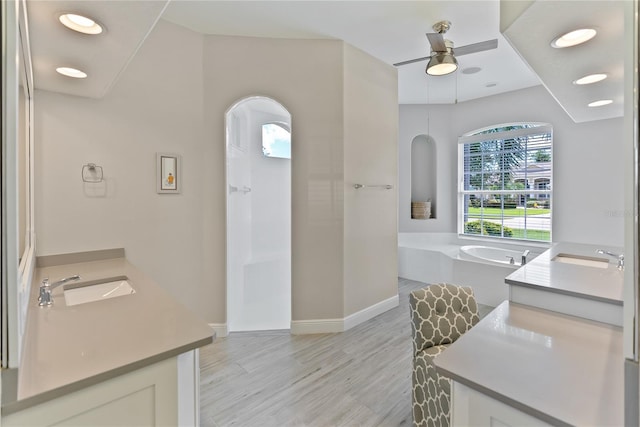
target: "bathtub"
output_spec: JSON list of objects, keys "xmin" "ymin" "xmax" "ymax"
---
[
  {"xmin": 459, "ymin": 245, "xmax": 525, "ymax": 267},
  {"xmin": 398, "ymin": 233, "xmax": 540, "ymax": 307}
]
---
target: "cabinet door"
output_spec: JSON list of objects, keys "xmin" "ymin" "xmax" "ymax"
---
[
  {"xmin": 4, "ymin": 357, "xmax": 178, "ymax": 426},
  {"xmin": 451, "ymin": 381, "xmax": 551, "ymax": 427}
]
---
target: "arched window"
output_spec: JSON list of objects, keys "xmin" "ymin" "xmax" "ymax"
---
[
  {"xmin": 262, "ymin": 122, "xmax": 291, "ymax": 159},
  {"xmin": 458, "ymin": 123, "xmax": 552, "ymax": 242}
]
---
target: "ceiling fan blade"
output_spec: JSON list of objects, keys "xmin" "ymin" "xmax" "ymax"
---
[
  {"xmin": 454, "ymin": 39, "xmax": 498, "ymax": 56},
  {"xmin": 426, "ymin": 32, "xmax": 447, "ymax": 52},
  {"xmin": 394, "ymin": 31, "xmax": 446, "ymax": 66},
  {"xmin": 393, "ymin": 55, "xmax": 431, "ymax": 67}
]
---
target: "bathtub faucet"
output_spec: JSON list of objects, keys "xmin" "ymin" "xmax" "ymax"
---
[
  {"xmin": 38, "ymin": 275, "xmax": 81, "ymax": 307},
  {"xmin": 596, "ymin": 249, "xmax": 624, "ymax": 270},
  {"xmin": 521, "ymin": 250, "xmax": 531, "ymax": 266}
]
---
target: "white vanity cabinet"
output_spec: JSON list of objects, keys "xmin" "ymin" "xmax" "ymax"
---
[
  {"xmin": 5, "ymin": 356, "xmax": 180, "ymax": 426},
  {"xmin": 4, "ymin": 350, "xmax": 202, "ymax": 427},
  {"xmin": 2, "ymin": 252, "xmax": 213, "ymax": 426},
  {"xmin": 451, "ymin": 382, "xmax": 551, "ymax": 427},
  {"xmin": 435, "ymin": 301, "xmax": 624, "ymax": 426},
  {"xmin": 505, "ymin": 242, "xmax": 624, "ymax": 326}
]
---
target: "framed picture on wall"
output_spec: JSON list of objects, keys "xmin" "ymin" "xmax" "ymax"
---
[{"xmin": 156, "ymin": 152, "xmax": 181, "ymax": 194}]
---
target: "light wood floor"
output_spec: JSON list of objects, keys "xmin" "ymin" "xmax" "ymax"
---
[{"xmin": 199, "ymin": 278, "xmax": 494, "ymax": 427}]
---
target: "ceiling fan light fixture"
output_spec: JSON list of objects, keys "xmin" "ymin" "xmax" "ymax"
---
[
  {"xmin": 59, "ymin": 13, "xmax": 103, "ymax": 35},
  {"xmin": 426, "ymin": 52, "xmax": 458, "ymax": 76},
  {"xmin": 551, "ymin": 28, "xmax": 597, "ymax": 48}
]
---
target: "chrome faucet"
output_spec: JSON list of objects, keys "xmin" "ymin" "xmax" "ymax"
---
[
  {"xmin": 505, "ymin": 256, "xmax": 515, "ymax": 265},
  {"xmin": 38, "ymin": 275, "xmax": 81, "ymax": 306},
  {"xmin": 522, "ymin": 250, "xmax": 531, "ymax": 265},
  {"xmin": 596, "ymin": 249, "xmax": 625, "ymax": 270}
]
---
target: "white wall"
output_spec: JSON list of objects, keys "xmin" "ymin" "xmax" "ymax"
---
[
  {"xmin": 399, "ymin": 85, "xmax": 625, "ymax": 247},
  {"xmin": 34, "ymin": 21, "xmax": 398, "ymax": 325},
  {"xmin": 35, "ymin": 21, "xmax": 213, "ymax": 320},
  {"xmin": 399, "ymin": 104, "xmax": 456, "ymax": 232},
  {"xmin": 249, "ymin": 110, "xmax": 291, "ymax": 259},
  {"xmin": 202, "ymin": 34, "xmax": 347, "ymax": 322},
  {"xmin": 203, "ymin": 36, "xmax": 398, "ymax": 322},
  {"xmin": 343, "ymin": 43, "xmax": 398, "ymax": 316},
  {"xmin": 226, "ymin": 103, "xmax": 252, "ymax": 330}
]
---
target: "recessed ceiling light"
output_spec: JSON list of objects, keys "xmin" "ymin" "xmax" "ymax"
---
[
  {"xmin": 56, "ymin": 67, "xmax": 87, "ymax": 79},
  {"xmin": 588, "ymin": 99, "xmax": 613, "ymax": 107},
  {"xmin": 573, "ymin": 73, "xmax": 608, "ymax": 85},
  {"xmin": 462, "ymin": 67, "xmax": 482, "ymax": 75},
  {"xmin": 59, "ymin": 13, "xmax": 103, "ymax": 35},
  {"xmin": 551, "ymin": 28, "xmax": 597, "ymax": 48}
]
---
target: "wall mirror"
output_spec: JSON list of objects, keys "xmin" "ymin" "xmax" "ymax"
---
[
  {"xmin": 18, "ymin": 17, "xmax": 33, "ymax": 268},
  {"xmin": 1, "ymin": 0, "xmax": 35, "ymax": 368},
  {"xmin": 17, "ymin": 0, "xmax": 36, "ymax": 344}
]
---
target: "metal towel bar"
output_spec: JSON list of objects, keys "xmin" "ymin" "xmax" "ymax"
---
[{"xmin": 353, "ymin": 184, "xmax": 393, "ymax": 190}]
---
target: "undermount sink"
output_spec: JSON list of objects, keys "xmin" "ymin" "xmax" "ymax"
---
[
  {"xmin": 552, "ymin": 254, "xmax": 609, "ymax": 269},
  {"xmin": 64, "ymin": 276, "xmax": 135, "ymax": 306}
]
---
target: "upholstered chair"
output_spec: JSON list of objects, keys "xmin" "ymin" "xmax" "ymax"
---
[{"xmin": 409, "ymin": 283, "xmax": 480, "ymax": 427}]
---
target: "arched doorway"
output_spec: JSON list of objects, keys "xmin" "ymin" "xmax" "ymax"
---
[{"xmin": 225, "ymin": 97, "xmax": 291, "ymax": 332}]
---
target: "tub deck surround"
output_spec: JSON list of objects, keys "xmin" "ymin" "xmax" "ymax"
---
[
  {"xmin": 434, "ymin": 301, "xmax": 624, "ymax": 426},
  {"xmin": 2, "ymin": 250, "xmax": 214, "ymax": 414},
  {"xmin": 505, "ymin": 242, "xmax": 624, "ymax": 304},
  {"xmin": 398, "ymin": 233, "xmax": 544, "ymax": 307}
]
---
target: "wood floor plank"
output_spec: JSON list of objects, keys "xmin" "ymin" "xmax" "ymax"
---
[{"xmin": 199, "ymin": 278, "xmax": 494, "ymax": 426}]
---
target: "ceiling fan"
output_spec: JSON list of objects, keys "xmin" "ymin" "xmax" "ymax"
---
[{"xmin": 394, "ymin": 20, "xmax": 498, "ymax": 76}]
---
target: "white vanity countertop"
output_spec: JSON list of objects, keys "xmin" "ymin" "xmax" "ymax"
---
[
  {"xmin": 435, "ymin": 301, "xmax": 623, "ymax": 426},
  {"xmin": 505, "ymin": 242, "xmax": 624, "ymax": 304},
  {"xmin": 3, "ymin": 251, "xmax": 214, "ymax": 414}
]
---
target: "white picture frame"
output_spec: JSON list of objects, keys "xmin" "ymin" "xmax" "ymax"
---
[{"xmin": 156, "ymin": 153, "xmax": 181, "ymax": 194}]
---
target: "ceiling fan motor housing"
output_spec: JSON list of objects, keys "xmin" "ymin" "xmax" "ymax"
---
[
  {"xmin": 433, "ymin": 38, "xmax": 455, "ymax": 54},
  {"xmin": 432, "ymin": 20, "xmax": 451, "ymax": 34}
]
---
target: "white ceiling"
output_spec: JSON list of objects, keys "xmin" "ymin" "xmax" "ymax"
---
[
  {"xmin": 162, "ymin": 0, "xmax": 542, "ymax": 104},
  {"xmin": 502, "ymin": 1, "xmax": 624, "ymax": 122},
  {"xmin": 24, "ymin": 0, "xmax": 625, "ymax": 121},
  {"xmin": 27, "ymin": 0, "xmax": 169, "ymax": 98}
]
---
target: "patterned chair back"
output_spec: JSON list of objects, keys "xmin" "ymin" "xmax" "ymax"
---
[{"xmin": 409, "ymin": 283, "xmax": 479, "ymax": 357}]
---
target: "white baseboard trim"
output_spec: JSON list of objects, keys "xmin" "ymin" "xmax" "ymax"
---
[
  {"xmin": 290, "ymin": 318, "xmax": 344, "ymax": 335},
  {"xmin": 209, "ymin": 323, "xmax": 228, "ymax": 338},
  {"xmin": 290, "ymin": 294, "xmax": 399, "ymax": 335},
  {"xmin": 344, "ymin": 294, "xmax": 399, "ymax": 331}
]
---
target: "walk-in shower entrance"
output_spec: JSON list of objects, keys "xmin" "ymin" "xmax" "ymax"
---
[{"xmin": 225, "ymin": 97, "xmax": 291, "ymax": 332}]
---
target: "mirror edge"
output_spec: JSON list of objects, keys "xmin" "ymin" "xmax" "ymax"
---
[
  {"xmin": 1, "ymin": 0, "xmax": 35, "ymax": 369},
  {"xmin": 15, "ymin": 0, "xmax": 35, "ymax": 368}
]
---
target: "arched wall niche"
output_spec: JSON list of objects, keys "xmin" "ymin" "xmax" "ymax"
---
[{"xmin": 410, "ymin": 134, "xmax": 437, "ymax": 219}]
